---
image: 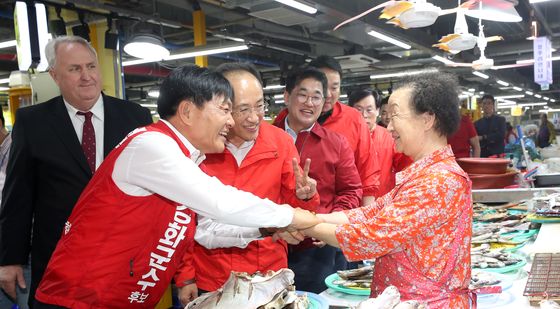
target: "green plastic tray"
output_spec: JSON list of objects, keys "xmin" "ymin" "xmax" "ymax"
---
[{"xmin": 324, "ymin": 273, "xmax": 371, "ymax": 296}]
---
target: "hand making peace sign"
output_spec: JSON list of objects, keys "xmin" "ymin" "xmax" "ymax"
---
[{"xmin": 292, "ymin": 157, "xmax": 317, "ymax": 201}]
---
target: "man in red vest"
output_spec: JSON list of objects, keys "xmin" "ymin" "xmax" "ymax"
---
[{"xmin": 34, "ymin": 65, "xmax": 321, "ymax": 308}]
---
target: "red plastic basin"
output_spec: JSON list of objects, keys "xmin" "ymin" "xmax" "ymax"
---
[
  {"xmin": 457, "ymin": 158, "xmax": 511, "ymax": 175},
  {"xmin": 469, "ymin": 171, "xmax": 518, "ymax": 189}
]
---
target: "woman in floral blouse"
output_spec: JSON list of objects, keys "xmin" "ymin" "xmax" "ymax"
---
[{"xmin": 303, "ymin": 71, "xmax": 472, "ymax": 308}]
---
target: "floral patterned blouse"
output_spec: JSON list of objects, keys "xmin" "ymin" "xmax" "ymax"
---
[{"xmin": 335, "ymin": 145, "xmax": 472, "ymax": 308}]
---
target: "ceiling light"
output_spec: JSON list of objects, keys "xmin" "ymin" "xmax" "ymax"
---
[
  {"xmin": 273, "ymin": 94, "xmax": 284, "ymax": 99},
  {"xmin": 496, "ymin": 80, "xmax": 509, "ymax": 86},
  {"xmin": 540, "ymin": 109, "xmax": 560, "ymax": 113},
  {"xmin": 0, "ymin": 40, "xmax": 16, "ymax": 49},
  {"xmin": 495, "ymin": 95, "xmax": 525, "ymax": 99},
  {"xmin": 370, "ymin": 68, "xmax": 437, "ymax": 80},
  {"xmin": 551, "ymin": 99, "xmax": 556, "ymax": 102},
  {"xmin": 526, "ymin": 91, "xmax": 534, "ymax": 95},
  {"xmin": 519, "ymin": 102, "xmax": 547, "ymax": 107},
  {"xmin": 544, "ymin": 97, "xmax": 550, "ymax": 101},
  {"xmin": 472, "ymin": 71, "xmax": 489, "ymax": 79},
  {"xmin": 479, "ymin": 91, "xmax": 485, "ymax": 94},
  {"xmin": 123, "ymin": 42, "xmax": 248, "ymax": 66},
  {"xmin": 147, "ymin": 90, "xmax": 159, "ymax": 98},
  {"xmin": 530, "ymin": 0, "xmax": 559, "ymax": 3},
  {"xmin": 0, "ymin": 86, "xmax": 8, "ymax": 91},
  {"xmin": 274, "ymin": 0, "xmax": 317, "ymax": 14},
  {"xmin": 513, "ymin": 86, "xmax": 523, "ymax": 91},
  {"xmin": 124, "ymin": 34, "xmax": 169, "ymax": 60},
  {"xmin": 432, "ymin": 55, "xmax": 455, "ymax": 65},
  {"xmin": 464, "ymin": 1, "xmax": 522, "ymax": 22},
  {"xmin": 468, "ymin": 88, "xmax": 475, "ymax": 92},
  {"xmin": 0, "ymin": 78, "xmax": 9, "ymax": 84},
  {"xmin": 535, "ymin": 94, "xmax": 542, "ymax": 98},
  {"xmin": 140, "ymin": 103, "xmax": 157, "ymax": 108},
  {"xmin": 264, "ymin": 84, "xmax": 285, "ymax": 90},
  {"xmin": 340, "ymin": 94, "xmax": 348, "ymax": 99},
  {"xmin": 367, "ymin": 30, "xmax": 411, "ymax": 50},
  {"xmin": 516, "ymin": 56, "xmax": 560, "ymax": 64},
  {"xmin": 213, "ymin": 34, "xmax": 245, "ymax": 43}
]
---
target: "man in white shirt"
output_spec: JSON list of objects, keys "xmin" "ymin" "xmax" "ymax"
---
[
  {"xmin": 0, "ymin": 35, "xmax": 153, "ymax": 307},
  {"xmin": 33, "ymin": 64, "xmax": 321, "ymax": 308}
]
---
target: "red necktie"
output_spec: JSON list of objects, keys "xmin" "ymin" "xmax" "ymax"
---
[{"xmin": 77, "ymin": 111, "xmax": 96, "ymax": 173}]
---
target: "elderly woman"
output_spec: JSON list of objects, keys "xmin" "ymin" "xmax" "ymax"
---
[{"xmin": 303, "ymin": 72, "xmax": 472, "ymax": 308}]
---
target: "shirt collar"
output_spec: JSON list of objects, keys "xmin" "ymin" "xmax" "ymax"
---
[
  {"xmin": 159, "ymin": 119, "xmax": 206, "ymax": 165},
  {"xmin": 284, "ymin": 117, "xmax": 314, "ymax": 142},
  {"xmin": 226, "ymin": 140, "xmax": 255, "ymax": 152},
  {"xmin": 64, "ymin": 95, "xmax": 104, "ymax": 121},
  {"xmin": 395, "ymin": 145, "xmax": 454, "ymax": 185}
]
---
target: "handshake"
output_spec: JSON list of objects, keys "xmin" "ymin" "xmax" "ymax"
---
[{"xmin": 264, "ymin": 208, "xmax": 324, "ymax": 245}]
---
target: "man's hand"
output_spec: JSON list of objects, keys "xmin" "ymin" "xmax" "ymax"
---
[
  {"xmin": 292, "ymin": 158, "xmax": 317, "ymax": 200},
  {"xmin": 312, "ymin": 238, "xmax": 326, "ymax": 248},
  {"xmin": 0, "ymin": 265, "xmax": 25, "ymax": 301},
  {"xmin": 272, "ymin": 230, "xmax": 305, "ymax": 245},
  {"xmin": 178, "ymin": 283, "xmax": 198, "ymax": 306},
  {"xmin": 288, "ymin": 208, "xmax": 323, "ymax": 231}
]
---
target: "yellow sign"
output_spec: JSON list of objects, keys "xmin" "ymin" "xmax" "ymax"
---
[{"xmin": 512, "ymin": 106, "xmax": 523, "ymax": 116}]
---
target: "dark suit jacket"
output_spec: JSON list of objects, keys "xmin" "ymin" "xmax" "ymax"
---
[
  {"xmin": 0, "ymin": 94, "xmax": 152, "ymax": 301},
  {"xmin": 474, "ymin": 114, "xmax": 506, "ymax": 157}
]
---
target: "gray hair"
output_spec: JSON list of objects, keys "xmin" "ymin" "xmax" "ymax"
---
[{"xmin": 45, "ymin": 36, "xmax": 98, "ymax": 69}]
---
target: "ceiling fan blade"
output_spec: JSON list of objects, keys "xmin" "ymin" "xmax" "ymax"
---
[
  {"xmin": 333, "ymin": 1, "xmax": 396, "ymax": 30},
  {"xmin": 486, "ymin": 35, "xmax": 504, "ymax": 42},
  {"xmin": 448, "ymin": 63, "xmax": 475, "ymax": 67}
]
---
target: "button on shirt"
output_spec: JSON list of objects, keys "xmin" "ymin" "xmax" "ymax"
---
[{"xmin": 64, "ymin": 96, "xmax": 104, "ymax": 169}]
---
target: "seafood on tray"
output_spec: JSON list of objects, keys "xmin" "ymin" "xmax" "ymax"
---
[
  {"xmin": 469, "ymin": 271, "xmax": 501, "ymax": 289},
  {"xmin": 186, "ymin": 268, "xmax": 309, "ymax": 309},
  {"xmin": 471, "ymin": 246, "xmax": 522, "ymax": 269},
  {"xmin": 334, "ymin": 265, "xmax": 374, "ymax": 289},
  {"xmin": 354, "ymin": 286, "xmax": 427, "ymax": 309}
]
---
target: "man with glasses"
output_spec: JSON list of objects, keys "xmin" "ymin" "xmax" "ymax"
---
[
  {"xmin": 349, "ymin": 89, "xmax": 411, "ymax": 197},
  {"xmin": 274, "ymin": 56, "xmax": 379, "ymax": 205},
  {"xmin": 174, "ymin": 63, "xmax": 320, "ymax": 305},
  {"xmin": 275, "ymin": 67, "xmax": 362, "ymax": 293}
]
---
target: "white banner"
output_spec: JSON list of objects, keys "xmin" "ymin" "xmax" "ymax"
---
[{"xmin": 533, "ymin": 36, "xmax": 553, "ymax": 86}]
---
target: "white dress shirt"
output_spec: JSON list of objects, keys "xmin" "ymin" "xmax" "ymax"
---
[
  {"xmin": 284, "ymin": 117, "xmax": 314, "ymax": 143},
  {"xmin": 111, "ymin": 120, "xmax": 293, "ymax": 228},
  {"xmin": 64, "ymin": 95, "xmax": 104, "ymax": 169}
]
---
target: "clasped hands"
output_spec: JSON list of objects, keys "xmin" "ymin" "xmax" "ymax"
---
[{"xmin": 261, "ymin": 207, "xmax": 324, "ymax": 245}]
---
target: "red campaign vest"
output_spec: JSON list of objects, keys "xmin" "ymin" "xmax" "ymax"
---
[{"xmin": 36, "ymin": 121, "xmax": 197, "ymax": 308}]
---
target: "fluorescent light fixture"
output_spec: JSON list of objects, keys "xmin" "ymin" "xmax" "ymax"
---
[
  {"xmin": 340, "ymin": 94, "xmax": 348, "ymax": 99},
  {"xmin": 213, "ymin": 34, "xmax": 245, "ymax": 43},
  {"xmin": 479, "ymin": 91, "xmax": 485, "ymax": 94},
  {"xmin": 123, "ymin": 42, "xmax": 249, "ymax": 66},
  {"xmin": 540, "ymin": 109, "xmax": 560, "ymax": 113},
  {"xmin": 468, "ymin": 88, "xmax": 475, "ymax": 92},
  {"xmin": 495, "ymin": 95, "xmax": 524, "ymax": 99},
  {"xmin": 459, "ymin": 94, "xmax": 469, "ymax": 99},
  {"xmin": 432, "ymin": 55, "xmax": 455, "ymax": 65},
  {"xmin": 0, "ymin": 40, "xmax": 17, "ymax": 49},
  {"xmin": 15, "ymin": 2, "xmax": 31, "ymax": 71},
  {"xmin": 35, "ymin": 3, "xmax": 50, "ymax": 71},
  {"xmin": 370, "ymin": 68, "xmax": 437, "ymax": 80},
  {"xmin": 526, "ymin": 91, "xmax": 534, "ymax": 95},
  {"xmin": 367, "ymin": 30, "xmax": 411, "ymax": 50},
  {"xmin": 496, "ymin": 80, "xmax": 509, "ymax": 86},
  {"xmin": 140, "ymin": 103, "xmax": 157, "ymax": 108},
  {"xmin": 544, "ymin": 97, "xmax": 550, "ymax": 101},
  {"xmin": 516, "ymin": 56, "xmax": 560, "ymax": 64},
  {"xmin": 275, "ymin": 100, "xmax": 285, "ymax": 104},
  {"xmin": 273, "ymin": 94, "xmax": 284, "ymax": 99},
  {"xmin": 498, "ymin": 99, "xmax": 516, "ymax": 105},
  {"xmin": 552, "ymin": 99, "xmax": 557, "ymax": 103},
  {"xmin": 513, "ymin": 86, "xmax": 523, "ymax": 91},
  {"xmin": 519, "ymin": 102, "xmax": 547, "ymax": 107},
  {"xmin": 535, "ymin": 94, "xmax": 542, "ymax": 98},
  {"xmin": 147, "ymin": 90, "xmax": 159, "ymax": 98},
  {"xmin": 0, "ymin": 86, "xmax": 8, "ymax": 91},
  {"xmin": 264, "ymin": 84, "xmax": 285, "ymax": 90},
  {"xmin": 491, "ymin": 63, "xmax": 532, "ymax": 70},
  {"xmin": 0, "ymin": 78, "xmax": 9, "ymax": 84},
  {"xmin": 275, "ymin": 0, "xmax": 317, "ymax": 14},
  {"xmin": 124, "ymin": 34, "xmax": 170, "ymax": 60},
  {"xmin": 472, "ymin": 71, "xmax": 489, "ymax": 79}
]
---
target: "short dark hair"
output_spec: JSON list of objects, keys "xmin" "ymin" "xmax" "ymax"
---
[
  {"xmin": 395, "ymin": 71, "xmax": 460, "ymax": 137},
  {"xmin": 0, "ymin": 110, "xmax": 4, "ymax": 128},
  {"xmin": 285, "ymin": 66, "xmax": 328, "ymax": 97},
  {"xmin": 481, "ymin": 94, "xmax": 495, "ymax": 103},
  {"xmin": 215, "ymin": 62, "xmax": 263, "ymax": 86},
  {"xmin": 157, "ymin": 65, "xmax": 233, "ymax": 120},
  {"xmin": 348, "ymin": 89, "xmax": 381, "ymax": 109},
  {"xmin": 308, "ymin": 55, "xmax": 342, "ymax": 79}
]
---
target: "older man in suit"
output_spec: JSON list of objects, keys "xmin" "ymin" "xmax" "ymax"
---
[{"xmin": 0, "ymin": 35, "xmax": 152, "ymax": 306}]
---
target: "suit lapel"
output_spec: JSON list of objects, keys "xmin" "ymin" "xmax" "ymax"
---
[
  {"xmin": 102, "ymin": 94, "xmax": 122, "ymax": 157},
  {"xmin": 47, "ymin": 97, "xmax": 92, "ymax": 175}
]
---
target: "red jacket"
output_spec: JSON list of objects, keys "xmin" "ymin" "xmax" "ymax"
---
[
  {"xmin": 175, "ymin": 122, "xmax": 319, "ymax": 291},
  {"xmin": 36, "ymin": 122, "xmax": 197, "ymax": 308},
  {"xmin": 274, "ymin": 102, "xmax": 380, "ymax": 197},
  {"xmin": 371, "ymin": 126, "xmax": 413, "ymax": 196},
  {"xmin": 448, "ymin": 115, "xmax": 478, "ymax": 158}
]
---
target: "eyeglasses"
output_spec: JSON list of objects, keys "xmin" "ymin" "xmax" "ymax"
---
[
  {"xmin": 233, "ymin": 103, "xmax": 267, "ymax": 118},
  {"xmin": 354, "ymin": 107, "xmax": 377, "ymax": 116},
  {"xmin": 295, "ymin": 93, "xmax": 324, "ymax": 106}
]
